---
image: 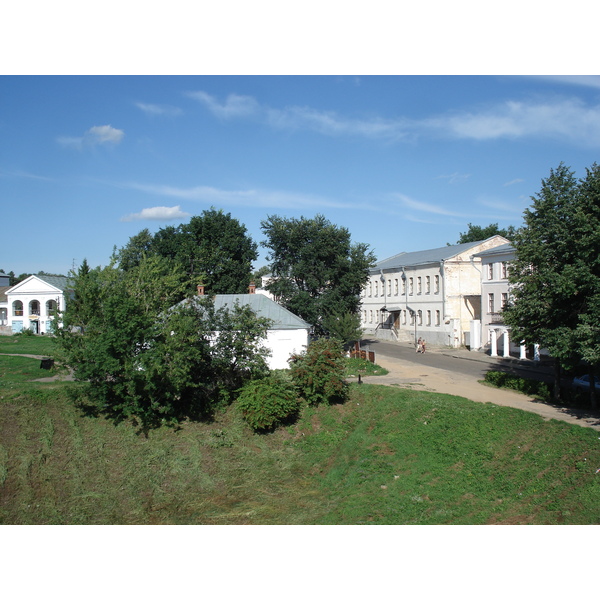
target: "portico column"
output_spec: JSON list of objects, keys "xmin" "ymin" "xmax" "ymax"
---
[
  {"xmin": 490, "ymin": 329, "xmax": 498, "ymax": 357},
  {"xmin": 520, "ymin": 342, "xmax": 527, "ymax": 360},
  {"xmin": 503, "ymin": 330, "xmax": 510, "ymax": 358}
]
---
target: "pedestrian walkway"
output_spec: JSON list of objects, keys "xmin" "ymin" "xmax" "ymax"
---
[{"xmin": 359, "ymin": 346, "xmax": 600, "ymax": 432}]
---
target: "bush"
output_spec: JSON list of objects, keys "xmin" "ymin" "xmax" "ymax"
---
[
  {"xmin": 289, "ymin": 338, "xmax": 349, "ymax": 405},
  {"xmin": 484, "ymin": 371, "xmax": 551, "ymax": 401},
  {"xmin": 237, "ymin": 373, "xmax": 300, "ymax": 432}
]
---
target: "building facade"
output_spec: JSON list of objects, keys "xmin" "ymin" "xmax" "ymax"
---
[
  {"xmin": 6, "ymin": 275, "xmax": 69, "ymax": 334},
  {"xmin": 360, "ymin": 236, "xmax": 509, "ymax": 348},
  {"xmin": 473, "ymin": 243, "xmax": 543, "ymax": 360}
]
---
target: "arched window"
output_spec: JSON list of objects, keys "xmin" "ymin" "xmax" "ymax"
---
[
  {"xmin": 29, "ymin": 300, "xmax": 40, "ymax": 316},
  {"xmin": 46, "ymin": 299, "xmax": 57, "ymax": 314},
  {"xmin": 13, "ymin": 301, "xmax": 23, "ymax": 316}
]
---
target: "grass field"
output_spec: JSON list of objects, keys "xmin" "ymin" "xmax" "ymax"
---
[{"xmin": 2, "ymin": 336, "xmax": 600, "ymax": 524}]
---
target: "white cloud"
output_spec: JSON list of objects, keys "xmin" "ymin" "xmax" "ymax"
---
[
  {"xmin": 186, "ymin": 91, "xmax": 259, "ymax": 118},
  {"xmin": 135, "ymin": 102, "xmax": 182, "ymax": 116},
  {"xmin": 120, "ymin": 205, "xmax": 191, "ymax": 222},
  {"xmin": 436, "ymin": 172, "xmax": 471, "ymax": 184},
  {"xmin": 392, "ymin": 193, "xmax": 465, "ymax": 217},
  {"xmin": 188, "ymin": 89, "xmax": 600, "ymax": 147},
  {"xmin": 426, "ymin": 98, "xmax": 600, "ymax": 145},
  {"xmin": 503, "ymin": 178, "xmax": 524, "ymax": 186},
  {"xmin": 125, "ymin": 182, "xmax": 359, "ymax": 211},
  {"xmin": 57, "ymin": 124, "xmax": 124, "ymax": 149}
]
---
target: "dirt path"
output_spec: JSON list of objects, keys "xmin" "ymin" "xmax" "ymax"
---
[{"xmin": 361, "ymin": 354, "xmax": 600, "ymax": 432}]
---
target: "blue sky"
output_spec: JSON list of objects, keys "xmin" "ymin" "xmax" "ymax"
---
[{"xmin": 3, "ymin": 74, "xmax": 600, "ymax": 276}]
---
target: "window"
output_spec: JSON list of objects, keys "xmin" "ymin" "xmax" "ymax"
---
[
  {"xmin": 409, "ymin": 277, "xmax": 414, "ymax": 295},
  {"xmin": 394, "ymin": 279, "xmax": 399, "ymax": 295},
  {"xmin": 417, "ymin": 277, "xmax": 422, "ymax": 294},
  {"xmin": 46, "ymin": 300, "xmax": 57, "ymax": 315},
  {"xmin": 13, "ymin": 301, "xmax": 23, "ymax": 317},
  {"xmin": 369, "ymin": 310, "xmax": 373, "ymax": 323},
  {"xmin": 368, "ymin": 282, "xmax": 372, "ymax": 297},
  {"xmin": 426, "ymin": 310, "xmax": 431, "ymax": 326},
  {"xmin": 501, "ymin": 293, "xmax": 508, "ymax": 309},
  {"xmin": 417, "ymin": 310, "xmax": 423, "ymax": 326},
  {"xmin": 435, "ymin": 310, "xmax": 441, "ymax": 326},
  {"xmin": 410, "ymin": 311, "xmax": 415, "ymax": 326},
  {"xmin": 388, "ymin": 280, "xmax": 392, "ymax": 296},
  {"xmin": 425, "ymin": 276, "xmax": 430, "ymax": 294},
  {"xmin": 29, "ymin": 300, "xmax": 40, "ymax": 316},
  {"xmin": 401, "ymin": 277, "xmax": 406, "ymax": 295},
  {"xmin": 363, "ymin": 310, "xmax": 367, "ymax": 323},
  {"xmin": 487, "ymin": 263, "xmax": 494, "ymax": 280},
  {"xmin": 374, "ymin": 281, "xmax": 378, "ymax": 297},
  {"xmin": 402, "ymin": 310, "xmax": 407, "ymax": 325},
  {"xmin": 501, "ymin": 262, "xmax": 508, "ymax": 279},
  {"xmin": 434, "ymin": 275, "xmax": 440, "ymax": 294},
  {"xmin": 488, "ymin": 293, "xmax": 495, "ymax": 314}
]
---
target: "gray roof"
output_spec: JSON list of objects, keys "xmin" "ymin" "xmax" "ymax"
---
[
  {"xmin": 472, "ymin": 243, "xmax": 515, "ymax": 258},
  {"xmin": 37, "ymin": 275, "xmax": 70, "ymax": 291},
  {"xmin": 185, "ymin": 294, "xmax": 311, "ymax": 330},
  {"xmin": 374, "ymin": 239, "xmax": 496, "ymax": 272}
]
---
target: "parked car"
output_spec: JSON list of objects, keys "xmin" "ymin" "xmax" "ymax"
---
[{"xmin": 572, "ymin": 374, "xmax": 600, "ymax": 389}]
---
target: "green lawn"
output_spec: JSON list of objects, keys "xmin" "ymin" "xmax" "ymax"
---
[
  {"xmin": 0, "ymin": 334, "xmax": 56, "ymax": 356},
  {"xmin": 1, "ymin": 352, "xmax": 600, "ymax": 524}
]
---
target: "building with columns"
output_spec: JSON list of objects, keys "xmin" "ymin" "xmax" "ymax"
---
[
  {"xmin": 472, "ymin": 243, "xmax": 542, "ymax": 360},
  {"xmin": 360, "ymin": 236, "xmax": 509, "ymax": 348}
]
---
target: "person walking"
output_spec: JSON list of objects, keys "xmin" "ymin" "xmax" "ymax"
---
[{"xmin": 416, "ymin": 337, "xmax": 422, "ymax": 353}]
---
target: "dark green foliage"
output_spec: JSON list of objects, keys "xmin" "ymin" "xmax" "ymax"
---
[
  {"xmin": 289, "ymin": 338, "xmax": 349, "ymax": 405},
  {"xmin": 117, "ymin": 208, "xmax": 258, "ymax": 295},
  {"xmin": 322, "ymin": 311, "xmax": 363, "ymax": 349},
  {"xmin": 261, "ymin": 214, "xmax": 375, "ymax": 335},
  {"xmin": 504, "ymin": 163, "xmax": 600, "ymax": 406},
  {"xmin": 456, "ymin": 222, "xmax": 516, "ymax": 244},
  {"xmin": 53, "ymin": 257, "xmax": 271, "ymax": 430},
  {"xmin": 237, "ymin": 372, "xmax": 300, "ymax": 432},
  {"xmin": 483, "ymin": 371, "xmax": 551, "ymax": 401}
]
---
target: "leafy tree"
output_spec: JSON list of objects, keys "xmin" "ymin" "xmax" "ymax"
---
[
  {"xmin": 322, "ymin": 311, "xmax": 363, "ymax": 349},
  {"xmin": 289, "ymin": 338, "xmax": 348, "ymax": 405},
  {"xmin": 117, "ymin": 209, "xmax": 258, "ymax": 295},
  {"xmin": 261, "ymin": 214, "xmax": 375, "ymax": 335},
  {"xmin": 503, "ymin": 163, "xmax": 600, "ymax": 406},
  {"xmin": 54, "ymin": 256, "xmax": 271, "ymax": 430},
  {"xmin": 455, "ymin": 223, "xmax": 516, "ymax": 244}
]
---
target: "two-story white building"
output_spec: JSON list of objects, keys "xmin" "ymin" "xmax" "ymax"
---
[
  {"xmin": 360, "ymin": 236, "xmax": 509, "ymax": 348},
  {"xmin": 6, "ymin": 275, "xmax": 69, "ymax": 334}
]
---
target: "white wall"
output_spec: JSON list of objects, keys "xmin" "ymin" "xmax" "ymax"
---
[{"xmin": 265, "ymin": 328, "xmax": 309, "ymax": 370}]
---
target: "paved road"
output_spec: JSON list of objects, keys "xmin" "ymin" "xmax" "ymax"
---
[{"xmin": 361, "ymin": 338, "xmax": 555, "ymax": 383}]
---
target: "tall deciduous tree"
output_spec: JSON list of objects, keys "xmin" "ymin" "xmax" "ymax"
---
[
  {"xmin": 261, "ymin": 214, "xmax": 375, "ymax": 335},
  {"xmin": 504, "ymin": 163, "xmax": 600, "ymax": 406},
  {"xmin": 117, "ymin": 209, "xmax": 258, "ymax": 295},
  {"xmin": 455, "ymin": 223, "xmax": 516, "ymax": 244}
]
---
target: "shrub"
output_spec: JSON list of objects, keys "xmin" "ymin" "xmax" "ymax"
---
[
  {"xmin": 237, "ymin": 373, "xmax": 300, "ymax": 432},
  {"xmin": 484, "ymin": 371, "xmax": 551, "ymax": 401},
  {"xmin": 289, "ymin": 338, "xmax": 349, "ymax": 405}
]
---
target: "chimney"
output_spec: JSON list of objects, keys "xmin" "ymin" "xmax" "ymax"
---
[
  {"xmin": 197, "ymin": 284, "xmax": 205, "ymax": 296},
  {"xmin": 248, "ymin": 281, "xmax": 256, "ymax": 294}
]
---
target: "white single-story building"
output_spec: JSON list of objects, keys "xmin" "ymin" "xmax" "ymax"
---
[
  {"xmin": 5, "ymin": 274, "xmax": 69, "ymax": 334},
  {"xmin": 182, "ymin": 284, "xmax": 311, "ymax": 370}
]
